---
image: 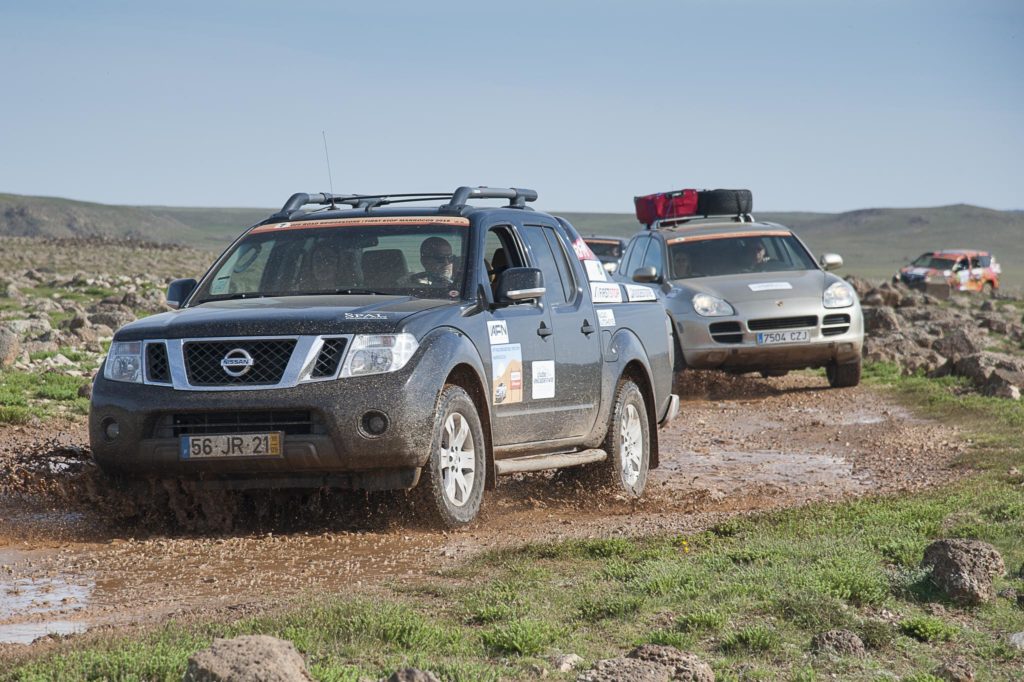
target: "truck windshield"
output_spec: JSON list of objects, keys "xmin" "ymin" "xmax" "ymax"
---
[
  {"xmin": 667, "ymin": 234, "xmax": 817, "ymax": 279},
  {"xmin": 192, "ymin": 223, "xmax": 469, "ymax": 304}
]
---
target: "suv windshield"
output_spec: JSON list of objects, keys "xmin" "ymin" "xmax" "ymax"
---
[
  {"xmin": 192, "ymin": 222, "xmax": 469, "ymax": 304},
  {"xmin": 586, "ymin": 240, "xmax": 623, "ymax": 260},
  {"xmin": 667, "ymin": 234, "xmax": 816, "ymax": 280},
  {"xmin": 912, "ymin": 254, "xmax": 958, "ymax": 270}
]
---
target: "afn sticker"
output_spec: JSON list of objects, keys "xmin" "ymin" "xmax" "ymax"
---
[
  {"xmin": 748, "ymin": 282, "xmax": 793, "ymax": 291},
  {"xmin": 590, "ymin": 282, "xmax": 623, "ymax": 304},
  {"xmin": 491, "ymin": 343, "xmax": 523, "ymax": 405},
  {"xmin": 531, "ymin": 360, "xmax": 555, "ymax": 400},
  {"xmin": 487, "ymin": 320, "xmax": 509, "ymax": 345},
  {"xmin": 625, "ymin": 285, "xmax": 657, "ymax": 302},
  {"xmin": 597, "ymin": 308, "xmax": 616, "ymax": 327},
  {"xmin": 583, "ymin": 260, "xmax": 608, "ymax": 282}
]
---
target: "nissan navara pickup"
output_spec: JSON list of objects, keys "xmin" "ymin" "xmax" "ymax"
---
[{"xmin": 90, "ymin": 186, "xmax": 679, "ymax": 527}]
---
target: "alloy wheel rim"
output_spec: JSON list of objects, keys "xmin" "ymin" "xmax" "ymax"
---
[
  {"xmin": 440, "ymin": 412, "xmax": 476, "ymax": 507},
  {"xmin": 620, "ymin": 403, "xmax": 643, "ymax": 487}
]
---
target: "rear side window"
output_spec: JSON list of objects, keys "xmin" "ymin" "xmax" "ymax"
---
[
  {"xmin": 639, "ymin": 237, "xmax": 664, "ymax": 276},
  {"xmin": 979, "ymin": 255, "xmax": 992, "ymax": 267},
  {"xmin": 620, "ymin": 237, "xmax": 648, "ymax": 279},
  {"xmin": 524, "ymin": 225, "xmax": 574, "ymax": 304}
]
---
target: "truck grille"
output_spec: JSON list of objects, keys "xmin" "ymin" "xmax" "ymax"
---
[
  {"xmin": 821, "ymin": 313, "xmax": 851, "ymax": 337},
  {"xmin": 184, "ymin": 339, "xmax": 296, "ymax": 386},
  {"xmin": 748, "ymin": 316, "xmax": 818, "ymax": 331},
  {"xmin": 312, "ymin": 338, "xmax": 348, "ymax": 378},
  {"xmin": 153, "ymin": 411, "xmax": 322, "ymax": 438},
  {"xmin": 146, "ymin": 342, "xmax": 171, "ymax": 383},
  {"xmin": 709, "ymin": 321, "xmax": 743, "ymax": 344}
]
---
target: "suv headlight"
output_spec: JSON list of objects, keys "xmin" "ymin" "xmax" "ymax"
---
[
  {"xmin": 103, "ymin": 341, "xmax": 143, "ymax": 383},
  {"xmin": 823, "ymin": 282, "xmax": 855, "ymax": 308},
  {"xmin": 692, "ymin": 293, "xmax": 734, "ymax": 317},
  {"xmin": 340, "ymin": 334, "xmax": 419, "ymax": 377}
]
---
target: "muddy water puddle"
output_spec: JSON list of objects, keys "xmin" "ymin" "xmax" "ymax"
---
[{"xmin": 0, "ymin": 547, "xmax": 93, "ymax": 645}]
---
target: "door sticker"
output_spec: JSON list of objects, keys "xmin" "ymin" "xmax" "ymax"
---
[
  {"xmin": 487, "ymin": 320, "xmax": 509, "ymax": 345},
  {"xmin": 597, "ymin": 308, "xmax": 616, "ymax": 327},
  {"xmin": 625, "ymin": 285, "xmax": 657, "ymax": 302},
  {"xmin": 748, "ymin": 282, "xmax": 792, "ymax": 292},
  {"xmin": 590, "ymin": 282, "xmax": 623, "ymax": 303},
  {"xmin": 491, "ymin": 343, "xmax": 523, "ymax": 404},
  {"xmin": 584, "ymin": 259, "xmax": 608, "ymax": 282},
  {"xmin": 531, "ymin": 360, "xmax": 555, "ymax": 400}
]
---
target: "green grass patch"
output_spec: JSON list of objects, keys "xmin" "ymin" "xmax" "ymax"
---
[
  {"xmin": 0, "ymin": 369, "xmax": 90, "ymax": 422},
  {"xmin": 899, "ymin": 615, "xmax": 959, "ymax": 643}
]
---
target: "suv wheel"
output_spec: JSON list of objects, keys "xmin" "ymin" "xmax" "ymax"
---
[
  {"xmin": 416, "ymin": 385, "xmax": 486, "ymax": 528},
  {"xmin": 601, "ymin": 379, "xmax": 650, "ymax": 497},
  {"xmin": 827, "ymin": 357, "xmax": 862, "ymax": 388}
]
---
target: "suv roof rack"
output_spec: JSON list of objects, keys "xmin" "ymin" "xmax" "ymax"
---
[
  {"xmin": 654, "ymin": 213, "xmax": 756, "ymax": 230},
  {"xmin": 269, "ymin": 186, "xmax": 538, "ymax": 221}
]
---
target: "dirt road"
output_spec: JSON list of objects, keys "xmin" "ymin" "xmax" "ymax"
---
[{"xmin": 0, "ymin": 372, "xmax": 967, "ymax": 648}]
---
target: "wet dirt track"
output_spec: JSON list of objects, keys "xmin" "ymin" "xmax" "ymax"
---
[{"xmin": 0, "ymin": 372, "xmax": 968, "ymax": 650}]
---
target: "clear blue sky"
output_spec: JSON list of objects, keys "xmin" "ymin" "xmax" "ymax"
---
[{"xmin": 1, "ymin": 0, "xmax": 1020, "ymax": 213}]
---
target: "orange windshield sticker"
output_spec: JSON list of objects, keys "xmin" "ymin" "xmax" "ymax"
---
[
  {"xmin": 251, "ymin": 216, "xmax": 471, "ymax": 233},
  {"xmin": 667, "ymin": 230, "xmax": 790, "ymax": 245}
]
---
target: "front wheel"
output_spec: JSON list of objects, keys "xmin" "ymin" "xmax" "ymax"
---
[
  {"xmin": 827, "ymin": 357, "xmax": 862, "ymax": 388},
  {"xmin": 415, "ymin": 385, "xmax": 486, "ymax": 529},
  {"xmin": 601, "ymin": 379, "xmax": 650, "ymax": 497}
]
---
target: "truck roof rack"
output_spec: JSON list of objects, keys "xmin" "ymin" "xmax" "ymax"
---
[
  {"xmin": 654, "ymin": 213, "xmax": 756, "ymax": 230},
  {"xmin": 269, "ymin": 186, "xmax": 538, "ymax": 221}
]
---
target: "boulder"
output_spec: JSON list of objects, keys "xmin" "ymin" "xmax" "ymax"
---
[
  {"xmin": 922, "ymin": 539, "xmax": 1005, "ymax": 604},
  {"xmin": 381, "ymin": 670, "xmax": 441, "ymax": 682},
  {"xmin": 0, "ymin": 328, "xmax": 21, "ymax": 368},
  {"xmin": 627, "ymin": 645, "xmax": 713, "ymax": 681},
  {"xmin": 862, "ymin": 307, "xmax": 902, "ymax": 334},
  {"xmin": 88, "ymin": 310, "xmax": 136, "ymax": 330},
  {"xmin": 983, "ymin": 369, "xmax": 1024, "ymax": 400},
  {"xmin": 1010, "ymin": 632, "xmax": 1024, "ymax": 651},
  {"xmin": 577, "ymin": 658, "xmax": 672, "ymax": 682},
  {"xmin": 553, "ymin": 654, "xmax": 585, "ymax": 672},
  {"xmin": 811, "ymin": 629, "xmax": 865, "ymax": 657},
  {"xmin": 182, "ymin": 635, "xmax": 313, "ymax": 682},
  {"xmin": 933, "ymin": 657, "xmax": 975, "ymax": 682},
  {"xmin": 932, "ymin": 329, "xmax": 983, "ymax": 360}
]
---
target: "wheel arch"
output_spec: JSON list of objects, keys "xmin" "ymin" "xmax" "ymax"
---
[
  {"xmin": 444, "ymin": 362, "xmax": 496, "ymax": 490},
  {"xmin": 620, "ymin": 359, "xmax": 660, "ymax": 469}
]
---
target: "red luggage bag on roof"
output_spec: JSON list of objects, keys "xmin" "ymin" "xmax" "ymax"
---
[{"xmin": 633, "ymin": 189, "xmax": 698, "ymax": 226}]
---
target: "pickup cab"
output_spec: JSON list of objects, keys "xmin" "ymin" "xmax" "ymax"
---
[{"xmin": 89, "ymin": 187, "xmax": 679, "ymax": 527}]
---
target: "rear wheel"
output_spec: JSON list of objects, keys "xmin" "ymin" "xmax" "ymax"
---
[
  {"xmin": 827, "ymin": 357, "xmax": 862, "ymax": 388},
  {"xmin": 600, "ymin": 379, "xmax": 650, "ymax": 497},
  {"xmin": 415, "ymin": 385, "xmax": 486, "ymax": 528},
  {"xmin": 984, "ymin": 281, "xmax": 996, "ymax": 297}
]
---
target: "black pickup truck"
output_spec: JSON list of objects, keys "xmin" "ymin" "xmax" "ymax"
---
[{"xmin": 90, "ymin": 187, "xmax": 679, "ymax": 527}]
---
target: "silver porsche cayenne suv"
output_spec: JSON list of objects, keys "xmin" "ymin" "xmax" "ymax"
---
[{"xmin": 619, "ymin": 216, "xmax": 864, "ymax": 388}]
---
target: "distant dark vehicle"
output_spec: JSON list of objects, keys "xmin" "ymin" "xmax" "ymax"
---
[
  {"xmin": 584, "ymin": 236, "xmax": 627, "ymax": 273},
  {"xmin": 90, "ymin": 186, "xmax": 679, "ymax": 528},
  {"xmin": 896, "ymin": 250, "xmax": 1000, "ymax": 295}
]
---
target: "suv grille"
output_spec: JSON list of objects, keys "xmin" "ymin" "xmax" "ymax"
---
[
  {"xmin": 184, "ymin": 339, "xmax": 296, "ymax": 386},
  {"xmin": 709, "ymin": 321, "xmax": 743, "ymax": 344},
  {"xmin": 146, "ymin": 343, "xmax": 171, "ymax": 383},
  {"xmin": 748, "ymin": 316, "xmax": 818, "ymax": 331},
  {"xmin": 312, "ymin": 338, "xmax": 348, "ymax": 378},
  {"xmin": 821, "ymin": 313, "xmax": 851, "ymax": 337},
  {"xmin": 153, "ymin": 411, "xmax": 321, "ymax": 438}
]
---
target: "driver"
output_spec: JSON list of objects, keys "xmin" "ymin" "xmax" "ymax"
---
[
  {"xmin": 744, "ymin": 240, "xmax": 769, "ymax": 269},
  {"xmin": 405, "ymin": 236, "xmax": 457, "ymax": 286}
]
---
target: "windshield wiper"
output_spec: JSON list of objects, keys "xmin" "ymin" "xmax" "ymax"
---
[
  {"xmin": 332, "ymin": 288, "xmax": 390, "ymax": 296},
  {"xmin": 193, "ymin": 293, "xmax": 266, "ymax": 304}
]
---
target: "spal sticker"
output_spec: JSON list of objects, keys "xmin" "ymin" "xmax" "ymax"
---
[
  {"xmin": 625, "ymin": 284, "xmax": 657, "ymax": 302},
  {"xmin": 748, "ymin": 282, "xmax": 793, "ymax": 292},
  {"xmin": 590, "ymin": 282, "xmax": 623, "ymax": 304},
  {"xmin": 487, "ymin": 320, "xmax": 509, "ymax": 345},
  {"xmin": 597, "ymin": 308, "xmax": 616, "ymax": 327},
  {"xmin": 531, "ymin": 360, "xmax": 555, "ymax": 400},
  {"xmin": 584, "ymin": 259, "xmax": 607, "ymax": 282}
]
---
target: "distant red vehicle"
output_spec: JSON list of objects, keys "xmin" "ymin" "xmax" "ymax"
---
[{"xmin": 896, "ymin": 250, "xmax": 1001, "ymax": 294}]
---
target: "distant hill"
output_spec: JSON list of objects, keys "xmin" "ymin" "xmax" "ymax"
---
[{"xmin": 1, "ymin": 193, "xmax": 1021, "ymax": 288}]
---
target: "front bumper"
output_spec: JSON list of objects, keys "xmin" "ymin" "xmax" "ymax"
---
[
  {"xmin": 89, "ymin": 362, "xmax": 440, "ymax": 489},
  {"xmin": 675, "ymin": 301, "xmax": 863, "ymax": 371}
]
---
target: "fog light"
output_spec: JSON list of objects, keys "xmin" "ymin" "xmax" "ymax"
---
[
  {"xmin": 102, "ymin": 417, "xmax": 120, "ymax": 441},
  {"xmin": 360, "ymin": 411, "xmax": 389, "ymax": 437}
]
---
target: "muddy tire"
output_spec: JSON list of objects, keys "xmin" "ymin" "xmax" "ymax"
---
[
  {"xmin": 827, "ymin": 357, "xmax": 862, "ymax": 388},
  {"xmin": 984, "ymin": 281, "xmax": 996, "ymax": 298},
  {"xmin": 415, "ymin": 385, "xmax": 486, "ymax": 529},
  {"xmin": 600, "ymin": 379, "xmax": 650, "ymax": 497}
]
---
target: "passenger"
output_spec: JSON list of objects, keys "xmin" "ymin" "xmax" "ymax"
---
[{"xmin": 405, "ymin": 236, "xmax": 458, "ymax": 286}]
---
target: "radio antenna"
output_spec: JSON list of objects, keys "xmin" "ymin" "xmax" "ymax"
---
[{"xmin": 321, "ymin": 130, "xmax": 336, "ymax": 208}]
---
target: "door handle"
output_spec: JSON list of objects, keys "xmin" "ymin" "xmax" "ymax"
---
[
  {"xmin": 581, "ymin": 320, "xmax": 596, "ymax": 336},
  {"xmin": 537, "ymin": 322, "xmax": 553, "ymax": 338}
]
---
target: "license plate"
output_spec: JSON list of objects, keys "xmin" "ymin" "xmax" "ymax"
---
[
  {"xmin": 756, "ymin": 330, "xmax": 811, "ymax": 345},
  {"xmin": 180, "ymin": 432, "xmax": 283, "ymax": 460}
]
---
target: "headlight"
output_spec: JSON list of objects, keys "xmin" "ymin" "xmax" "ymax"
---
[
  {"xmin": 692, "ymin": 293, "xmax": 734, "ymax": 317},
  {"xmin": 823, "ymin": 282, "xmax": 855, "ymax": 309},
  {"xmin": 103, "ymin": 341, "xmax": 143, "ymax": 383},
  {"xmin": 340, "ymin": 333, "xmax": 419, "ymax": 377}
]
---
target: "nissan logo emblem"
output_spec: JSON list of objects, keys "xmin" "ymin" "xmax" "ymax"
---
[{"xmin": 220, "ymin": 348, "xmax": 255, "ymax": 377}]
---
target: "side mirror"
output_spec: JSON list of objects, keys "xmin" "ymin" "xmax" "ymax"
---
[
  {"xmin": 819, "ymin": 253, "xmax": 843, "ymax": 271},
  {"xmin": 632, "ymin": 266, "xmax": 661, "ymax": 283},
  {"xmin": 166, "ymin": 278, "xmax": 197, "ymax": 309},
  {"xmin": 495, "ymin": 268, "xmax": 545, "ymax": 304}
]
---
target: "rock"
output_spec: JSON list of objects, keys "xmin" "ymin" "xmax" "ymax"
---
[
  {"xmin": 553, "ymin": 654, "xmax": 585, "ymax": 672},
  {"xmin": 88, "ymin": 310, "xmax": 136, "ymax": 330},
  {"xmin": 983, "ymin": 369, "xmax": 1024, "ymax": 400},
  {"xmin": 382, "ymin": 670, "xmax": 441, "ymax": 682},
  {"xmin": 0, "ymin": 328, "xmax": 21, "ymax": 368},
  {"xmin": 5, "ymin": 317, "xmax": 52, "ymax": 338},
  {"xmin": 77, "ymin": 382, "xmax": 92, "ymax": 399},
  {"xmin": 811, "ymin": 629, "xmax": 866, "ymax": 657},
  {"xmin": 68, "ymin": 314, "xmax": 91, "ymax": 331},
  {"xmin": 183, "ymin": 635, "xmax": 313, "ymax": 681},
  {"xmin": 933, "ymin": 329, "xmax": 983, "ymax": 360},
  {"xmin": 922, "ymin": 539, "xmax": 1005, "ymax": 604},
  {"xmin": 862, "ymin": 307, "xmax": 902, "ymax": 334},
  {"xmin": 845, "ymin": 275, "xmax": 873, "ymax": 300},
  {"xmin": 576, "ymin": 658, "xmax": 671, "ymax": 682},
  {"xmin": 93, "ymin": 324, "xmax": 115, "ymax": 338},
  {"xmin": 1009, "ymin": 632, "xmax": 1024, "ymax": 651},
  {"xmin": 933, "ymin": 657, "xmax": 975, "ymax": 681},
  {"xmin": 627, "ymin": 645, "xmax": 713, "ymax": 681},
  {"xmin": 980, "ymin": 300, "xmax": 995, "ymax": 312},
  {"xmin": 73, "ymin": 327, "xmax": 100, "ymax": 345}
]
